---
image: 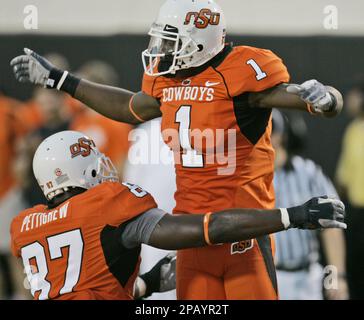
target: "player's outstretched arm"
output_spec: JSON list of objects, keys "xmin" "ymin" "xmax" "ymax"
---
[
  {"xmin": 249, "ymin": 80, "xmax": 343, "ymax": 118},
  {"xmin": 10, "ymin": 48, "xmax": 161, "ymax": 124},
  {"xmin": 75, "ymin": 80, "xmax": 161, "ymax": 124},
  {"xmin": 147, "ymin": 196, "xmax": 346, "ymax": 250}
]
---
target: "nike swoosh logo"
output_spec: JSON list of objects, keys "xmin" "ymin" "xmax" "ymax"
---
[
  {"xmin": 164, "ymin": 25, "xmax": 177, "ymax": 32},
  {"xmin": 205, "ymin": 81, "xmax": 220, "ymax": 87}
]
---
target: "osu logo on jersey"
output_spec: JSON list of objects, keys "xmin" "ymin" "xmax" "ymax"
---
[
  {"xmin": 70, "ymin": 137, "xmax": 96, "ymax": 158},
  {"xmin": 231, "ymin": 239, "xmax": 254, "ymax": 255},
  {"xmin": 184, "ymin": 9, "xmax": 220, "ymax": 29}
]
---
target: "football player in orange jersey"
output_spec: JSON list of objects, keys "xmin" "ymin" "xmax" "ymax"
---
[
  {"xmin": 10, "ymin": 130, "xmax": 345, "ymax": 300},
  {"xmin": 10, "ymin": 0, "xmax": 344, "ymax": 300}
]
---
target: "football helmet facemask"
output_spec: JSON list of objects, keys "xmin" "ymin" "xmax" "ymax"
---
[{"xmin": 142, "ymin": 0, "xmax": 226, "ymax": 76}]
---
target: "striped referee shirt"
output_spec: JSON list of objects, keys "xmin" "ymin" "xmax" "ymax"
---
[{"xmin": 274, "ymin": 155, "xmax": 338, "ymax": 271}]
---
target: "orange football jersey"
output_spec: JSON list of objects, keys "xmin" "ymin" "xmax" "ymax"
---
[
  {"xmin": 142, "ymin": 45, "xmax": 290, "ymax": 214},
  {"xmin": 10, "ymin": 182, "xmax": 157, "ymax": 300}
]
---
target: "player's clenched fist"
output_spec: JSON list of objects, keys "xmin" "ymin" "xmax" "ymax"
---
[
  {"xmin": 281, "ymin": 196, "xmax": 346, "ymax": 230},
  {"xmin": 10, "ymin": 48, "xmax": 69, "ymax": 90}
]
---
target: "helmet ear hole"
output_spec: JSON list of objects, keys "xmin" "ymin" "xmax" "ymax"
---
[
  {"xmin": 91, "ymin": 170, "xmax": 97, "ymax": 178},
  {"xmin": 197, "ymin": 44, "xmax": 204, "ymax": 52}
]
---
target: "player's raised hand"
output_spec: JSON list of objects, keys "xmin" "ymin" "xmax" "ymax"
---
[
  {"xmin": 10, "ymin": 48, "xmax": 67, "ymax": 89},
  {"xmin": 283, "ymin": 196, "xmax": 346, "ymax": 230},
  {"xmin": 286, "ymin": 79, "xmax": 343, "ymax": 117}
]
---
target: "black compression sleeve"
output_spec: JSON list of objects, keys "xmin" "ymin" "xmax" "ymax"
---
[{"xmin": 48, "ymin": 68, "xmax": 81, "ymax": 96}]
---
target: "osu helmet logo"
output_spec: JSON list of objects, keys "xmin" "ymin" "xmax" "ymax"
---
[
  {"xmin": 184, "ymin": 9, "xmax": 221, "ymax": 29},
  {"xmin": 70, "ymin": 137, "xmax": 96, "ymax": 158},
  {"xmin": 231, "ymin": 239, "xmax": 254, "ymax": 255}
]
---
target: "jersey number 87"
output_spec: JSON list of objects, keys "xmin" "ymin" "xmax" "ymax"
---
[{"xmin": 21, "ymin": 229, "xmax": 84, "ymax": 300}]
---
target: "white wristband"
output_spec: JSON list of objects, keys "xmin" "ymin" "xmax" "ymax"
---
[
  {"xmin": 57, "ymin": 70, "xmax": 69, "ymax": 90},
  {"xmin": 279, "ymin": 208, "xmax": 291, "ymax": 229}
]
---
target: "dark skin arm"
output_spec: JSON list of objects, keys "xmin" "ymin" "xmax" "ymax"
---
[
  {"xmin": 249, "ymin": 84, "xmax": 308, "ymax": 111},
  {"xmin": 147, "ymin": 195, "xmax": 345, "ymax": 250},
  {"xmin": 249, "ymin": 84, "xmax": 343, "ymax": 117},
  {"xmin": 148, "ymin": 209, "xmax": 284, "ymax": 250},
  {"xmin": 74, "ymin": 79, "xmax": 161, "ymax": 124}
]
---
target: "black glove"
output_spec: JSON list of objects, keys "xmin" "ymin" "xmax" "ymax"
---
[
  {"xmin": 286, "ymin": 196, "xmax": 346, "ymax": 230},
  {"xmin": 10, "ymin": 48, "xmax": 79, "ymax": 95},
  {"xmin": 138, "ymin": 252, "xmax": 176, "ymax": 298}
]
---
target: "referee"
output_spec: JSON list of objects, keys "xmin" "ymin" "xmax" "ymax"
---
[{"xmin": 272, "ymin": 110, "xmax": 348, "ymax": 300}]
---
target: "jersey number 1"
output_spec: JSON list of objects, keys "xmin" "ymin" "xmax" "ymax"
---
[
  {"xmin": 175, "ymin": 106, "xmax": 204, "ymax": 168},
  {"xmin": 247, "ymin": 59, "xmax": 267, "ymax": 80}
]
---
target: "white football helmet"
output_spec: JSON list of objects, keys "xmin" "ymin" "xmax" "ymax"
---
[
  {"xmin": 142, "ymin": 0, "xmax": 226, "ymax": 76},
  {"xmin": 33, "ymin": 131, "xmax": 119, "ymax": 201}
]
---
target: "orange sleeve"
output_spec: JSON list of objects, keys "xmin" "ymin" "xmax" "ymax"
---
[
  {"xmin": 141, "ymin": 72, "xmax": 165, "ymax": 100},
  {"xmin": 103, "ymin": 182, "xmax": 157, "ymax": 226},
  {"xmin": 219, "ymin": 46, "xmax": 290, "ymax": 97},
  {"xmin": 141, "ymin": 72, "xmax": 156, "ymax": 97}
]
